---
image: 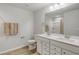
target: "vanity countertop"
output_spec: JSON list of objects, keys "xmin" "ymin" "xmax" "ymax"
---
[{"xmin": 36, "ymin": 33, "xmax": 79, "ymax": 47}]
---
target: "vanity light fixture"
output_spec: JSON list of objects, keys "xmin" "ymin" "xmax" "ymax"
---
[
  {"xmin": 54, "ymin": 3, "xmax": 60, "ymax": 8},
  {"xmin": 49, "ymin": 6, "xmax": 54, "ymax": 10},
  {"xmin": 59, "ymin": 3, "xmax": 65, "ymax": 5},
  {"xmin": 49, "ymin": 3, "xmax": 65, "ymax": 11},
  {"xmin": 54, "ymin": 3, "xmax": 65, "ymax": 9}
]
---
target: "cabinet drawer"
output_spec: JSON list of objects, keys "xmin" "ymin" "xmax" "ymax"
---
[
  {"xmin": 50, "ymin": 44, "xmax": 61, "ymax": 52},
  {"xmin": 62, "ymin": 49, "xmax": 76, "ymax": 55},
  {"xmin": 50, "ymin": 50, "xmax": 61, "ymax": 55}
]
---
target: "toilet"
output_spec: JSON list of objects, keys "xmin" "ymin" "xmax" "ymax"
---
[{"xmin": 28, "ymin": 40, "xmax": 37, "ymax": 53}]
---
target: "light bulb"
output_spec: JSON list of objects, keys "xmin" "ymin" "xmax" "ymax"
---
[
  {"xmin": 49, "ymin": 6, "xmax": 54, "ymax": 11},
  {"xmin": 49, "ymin": 6, "xmax": 54, "ymax": 9},
  {"xmin": 54, "ymin": 3, "xmax": 59, "ymax": 8},
  {"xmin": 60, "ymin": 3, "xmax": 65, "ymax": 5}
]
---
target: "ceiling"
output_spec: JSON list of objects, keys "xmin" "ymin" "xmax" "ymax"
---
[{"xmin": 7, "ymin": 3, "xmax": 53, "ymax": 11}]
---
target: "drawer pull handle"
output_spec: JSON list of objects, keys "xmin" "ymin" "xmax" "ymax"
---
[
  {"xmin": 54, "ymin": 53, "xmax": 56, "ymax": 54},
  {"xmin": 54, "ymin": 48, "xmax": 56, "ymax": 49},
  {"xmin": 63, "ymin": 52, "xmax": 66, "ymax": 54}
]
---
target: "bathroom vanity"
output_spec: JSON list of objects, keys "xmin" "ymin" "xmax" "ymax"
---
[
  {"xmin": 35, "ymin": 4, "xmax": 79, "ymax": 55},
  {"xmin": 35, "ymin": 34, "xmax": 79, "ymax": 55}
]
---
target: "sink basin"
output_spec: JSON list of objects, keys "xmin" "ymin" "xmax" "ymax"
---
[
  {"xmin": 49, "ymin": 35, "xmax": 65, "ymax": 40},
  {"xmin": 41, "ymin": 33, "xmax": 79, "ymax": 42},
  {"xmin": 40, "ymin": 33, "xmax": 79, "ymax": 45},
  {"xmin": 68, "ymin": 36, "xmax": 79, "ymax": 43},
  {"xmin": 68, "ymin": 39, "xmax": 79, "ymax": 43}
]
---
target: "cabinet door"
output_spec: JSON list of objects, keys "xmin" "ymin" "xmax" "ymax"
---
[
  {"xmin": 42, "ymin": 39, "xmax": 50, "ymax": 55},
  {"xmin": 50, "ymin": 40, "xmax": 61, "ymax": 53},
  {"xmin": 36, "ymin": 39, "xmax": 42, "ymax": 54},
  {"xmin": 62, "ymin": 49, "xmax": 76, "ymax": 55},
  {"xmin": 42, "ymin": 49, "xmax": 50, "ymax": 55},
  {"xmin": 50, "ymin": 45, "xmax": 61, "ymax": 53}
]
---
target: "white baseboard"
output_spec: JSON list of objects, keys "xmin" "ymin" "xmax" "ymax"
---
[{"xmin": 0, "ymin": 44, "xmax": 28, "ymax": 54}]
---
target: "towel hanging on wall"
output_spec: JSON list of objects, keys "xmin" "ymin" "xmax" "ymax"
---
[{"xmin": 4, "ymin": 23, "xmax": 18, "ymax": 36}]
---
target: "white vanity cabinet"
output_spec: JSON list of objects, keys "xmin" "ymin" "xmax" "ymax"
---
[
  {"xmin": 50, "ymin": 39, "xmax": 77, "ymax": 55},
  {"xmin": 35, "ymin": 35, "xmax": 79, "ymax": 55}
]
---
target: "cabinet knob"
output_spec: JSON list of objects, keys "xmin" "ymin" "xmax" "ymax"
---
[
  {"xmin": 54, "ymin": 53, "xmax": 56, "ymax": 54},
  {"xmin": 54, "ymin": 48, "xmax": 56, "ymax": 49},
  {"xmin": 63, "ymin": 52, "xmax": 66, "ymax": 54}
]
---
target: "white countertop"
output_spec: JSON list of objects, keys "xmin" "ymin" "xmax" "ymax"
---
[{"xmin": 37, "ymin": 33, "xmax": 79, "ymax": 47}]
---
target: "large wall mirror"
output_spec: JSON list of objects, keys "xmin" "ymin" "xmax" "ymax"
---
[
  {"xmin": 45, "ymin": 3, "xmax": 79, "ymax": 36},
  {"xmin": 45, "ymin": 13, "xmax": 64, "ymax": 34}
]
